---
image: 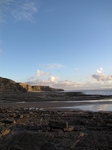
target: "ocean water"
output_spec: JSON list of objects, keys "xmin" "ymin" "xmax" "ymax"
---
[
  {"xmin": 62, "ymin": 89, "xmax": 112, "ymax": 112},
  {"xmin": 81, "ymin": 89, "xmax": 112, "ymax": 95},
  {"xmin": 65, "ymin": 89, "xmax": 112, "ymax": 96}
]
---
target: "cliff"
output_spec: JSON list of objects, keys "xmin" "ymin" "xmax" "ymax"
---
[
  {"xmin": 31, "ymin": 85, "xmax": 63, "ymax": 91},
  {"xmin": 18, "ymin": 83, "xmax": 64, "ymax": 92},
  {"xmin": 0, "ymin": 77, "xmax": 64, "ymax": 93},
  {"xmin": 0, "ymin": 77, "xmax": 27, "ymax": 93}
]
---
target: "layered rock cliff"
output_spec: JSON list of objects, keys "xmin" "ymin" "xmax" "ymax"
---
[
  {"xmin": 0, "ymin": 77, "xmax": 27, "ymax": 93},
  {"xmin": 0, "ymin": 77, "xmax": 64, "ymax": 93}
]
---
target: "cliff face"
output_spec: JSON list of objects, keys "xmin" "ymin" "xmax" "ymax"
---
[
  {"xmin": 0, "ymin": 77, "xmax": 64, "ymax": 93},
  {"xmin": 0, "ymin": 77, "xmax": 27, "ymax": 93},
  {"xmin": 18, "ymin": 83, "xmax": 64, "ymax": 92},
  {"xmin": 17, "ymin": 83, "xmax": 32, "ymax": 91},
  {"xmin": 31, "ymin": 86, "xmax": 63, "ymax": 91}
]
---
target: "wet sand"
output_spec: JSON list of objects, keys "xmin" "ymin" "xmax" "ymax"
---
[
  {"xmin": 0, "ymin": 101, "xmax": 91, "ymax": 108},
  {"xmin": 0, "ymin": 91, "xmax": 112, "ymax": 111},
  {"xmin": 0, "ymin": 99, "xmax": 112, "ymax": 111}
]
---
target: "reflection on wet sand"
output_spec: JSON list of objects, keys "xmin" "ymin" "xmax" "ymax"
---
[
  {"xmin": 1, "ymin": 99, "xmax": 112, "ymax": 112},
  {"xmin": 60, "ymin": 103, "xmax": 112, "ymax": 112}
]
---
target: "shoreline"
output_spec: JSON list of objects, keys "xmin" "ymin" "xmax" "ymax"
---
[
  {"xmin": 0, "ymin": 100, "xmax": 112, "ymax": 112},
  {"xmin": 0, "ymin": 91, "xmax": 112, "ymax": 112}
]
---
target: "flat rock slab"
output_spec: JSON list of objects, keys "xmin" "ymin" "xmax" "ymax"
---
[{"xmin": 0, "ymin": 108, "xmax": 112, "ymax": 150}]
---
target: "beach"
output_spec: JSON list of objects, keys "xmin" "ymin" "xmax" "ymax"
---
[{"xmin": 0, "ymin": 91, "xmax": 112, "ymax": 149}]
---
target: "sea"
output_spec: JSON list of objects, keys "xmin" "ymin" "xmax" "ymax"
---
[
  {"xmin": 65, "ymin": 89, "xmax": 112, "ymax": 96},
  {"xmin": 62, "ymin": 89, "xmax": 112, "ymax": 112}
]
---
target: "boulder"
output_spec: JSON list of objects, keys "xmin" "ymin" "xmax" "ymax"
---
[{"xmin": 1, "ymin": 129, "xmax": 11, "ymax": 136}]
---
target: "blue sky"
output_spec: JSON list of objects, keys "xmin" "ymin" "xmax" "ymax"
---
[{"xmin": 0, "ymin": 0, "xmax": 112, "ymax": 90}]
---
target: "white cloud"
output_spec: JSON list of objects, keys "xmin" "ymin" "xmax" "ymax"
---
[
  {"xmin": 48, "ymin": 76, "xmax": 59, "ymax": 82},
  {"xmin": 90, "ymin": 68, "xmax": 112, "ymax": 82},
  {"xmin": 26, "ymin": 78, "xmax": 84, "ymax": 90},
  {"xmin": 48, "ymin": 76, "xmax": 56, "ymax": 82},
  {"xmin": 12, "ymin": 1, "xmax": 37, "ymax": 22},
  {"xmin": 26, "ymin": 77, "xmax": 112, "ymax": 90},
  {"xmin": 53, "ymin": 80, "xmax": 83, "ymax": 89},
  {"xmin": 46, "ymin": 63, "xmax": 64, "ymax": 69},
  {"xmin": 37, "ymin": 70, "xmax": 50, "ymax": 77},
  {"xmin": 37, "ymin": 70, "xmax": 45, "ymax": 77},
  {"xmin": 0, "ymin": 0, "xmax": 14, "ymax": 23},
  {"xmin": 96, "ymin": 67, "xmax": 103, "ymax": 74},
  {"xmin": 0, "ymin": 0, "xmax": 38, "ymax": 23},
  {"xmin": 26, "ymin": 68, "xmax": 112, "ymax": 90}
]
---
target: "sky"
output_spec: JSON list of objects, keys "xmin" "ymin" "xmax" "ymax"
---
[{"xmin": 0, "ymin": 0, "xmax": 112, "ymax": 90}]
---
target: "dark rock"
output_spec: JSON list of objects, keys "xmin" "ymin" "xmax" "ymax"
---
[
  {"xmin": 8, "ymin": 145, "xmax": 23, "ymax": 150},
  {"xmin": 64, "ymin": 125, "xmax": 75, "ymax": 132},
  {"xmin": 0, "ymin": 108, "xmax": 112, "ymax": 149},
  {"xmin": 2, "ymin": 119, "xmax": 14, "ymax": 124},
  {"xmin": 66, "ymin": 92, "xmax": 84, "ymax": 97},
  {"xmin": 40, "ymin": 143, "xmax": 57, "ymax": 150},
  {"xmin": 0, "ymin": 133, "xmax": 2, "ymax": 137},
  {"xmin": 49, "ymin": 120, "xmax": 66, "ymax": 129}
]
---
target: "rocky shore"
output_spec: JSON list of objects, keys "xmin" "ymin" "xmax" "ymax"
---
[
  {"xmin": 0, "ymin": 107, "xmax": 112, "ymax": 150},
  {"xmin": 1, "ymin": 91, "xmax": 112, "ymax": 103},
  {"xmin": 1, "ymin": 76, "xmax": 112, "ymax": 149}
]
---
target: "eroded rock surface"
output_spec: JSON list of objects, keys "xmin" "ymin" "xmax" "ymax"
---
[{"xmin": 0, "ymin": 107, "xmax": 112, "ymax": 149}]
